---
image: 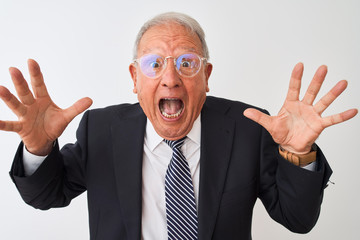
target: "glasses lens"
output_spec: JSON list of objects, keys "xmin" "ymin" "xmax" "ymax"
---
[
  {"xmin": 139, "ymin": 54, "xmax": 164, "ymax": 78},
  {"xmin": 176, "ymin": 53, "xmax": 201, "ymax": 77}
]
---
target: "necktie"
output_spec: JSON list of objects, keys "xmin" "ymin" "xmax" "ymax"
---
[{"xmin": 164, "ymin": 137, "xmax": 198, "ymax": 240}]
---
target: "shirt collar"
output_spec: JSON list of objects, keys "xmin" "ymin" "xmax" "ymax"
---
[{"xmin": 145, "ymin": 115, "xmax": 201, "ymax": 152}]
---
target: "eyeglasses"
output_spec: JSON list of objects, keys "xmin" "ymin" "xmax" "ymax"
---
[{"xmin": 133, "ymin": 53, "xmax": 207, "ymax": 78}]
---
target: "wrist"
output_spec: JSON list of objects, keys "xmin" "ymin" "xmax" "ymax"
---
[
  {"xmin": 25, "ymin": 141, "xmax": 56, "ymax": 156},
  {"xmin": 279, "ymin": 144, "xmax": 312, "ymax": 155}
]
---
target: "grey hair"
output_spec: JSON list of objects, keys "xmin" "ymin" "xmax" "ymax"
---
[{"xmin": 133, "ymin": 12, "xmax": 209, "ymax": 60}]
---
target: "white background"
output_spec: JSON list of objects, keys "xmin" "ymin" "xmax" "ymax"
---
[{"xmin": 0, "ymin": 0, "xmax": 359, "ymax": 239}]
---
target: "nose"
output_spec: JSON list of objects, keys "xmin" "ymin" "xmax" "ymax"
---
[{"xmin": 160, "ymin": 58, "xmax": 181, "ymax": 88}]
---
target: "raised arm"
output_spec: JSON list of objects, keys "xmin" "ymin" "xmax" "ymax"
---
[
  {"xmin": 244, "ymin": 63, "xmax": 358, "ymax": 154},
  {"xmin": 0, "ymin": 59, "xmax": 92, "ymax": 155}
]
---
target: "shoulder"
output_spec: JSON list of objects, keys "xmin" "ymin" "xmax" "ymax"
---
[
  {"xmin": 77, "ymin": 103, "xmax": 145, "ymax": 129},
  {"xmin": 202, "ymin": 96, "xmax": 269, "ymax": 143},
  {"xmin": 86, "ymin": 102, "xmax": 144, "ymax": 119},
  {"xmin": 204, "ymin": 95, "xmax": 268, "ymax": 116}
]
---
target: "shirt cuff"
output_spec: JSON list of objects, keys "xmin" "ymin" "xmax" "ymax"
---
[
  {"xmin": 301, "ymin": 161, "xmax": 316, "ymax": 171},
  {"xmin": 22, "ymin": 145, "xmax": 47, "ymax": 177}
]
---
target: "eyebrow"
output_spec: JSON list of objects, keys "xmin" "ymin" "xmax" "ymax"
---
[{"xmin": 141, "ymin": 46, "xmax": 199, "ymax": 56}]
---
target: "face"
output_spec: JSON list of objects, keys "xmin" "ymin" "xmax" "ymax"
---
[{"xmin": 129, "ymin": 23, "xmax": 212, "ymax": 140}]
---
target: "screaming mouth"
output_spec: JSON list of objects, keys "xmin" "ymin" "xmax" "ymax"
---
[{"xmin": 159, "ymin": 98, "xmax": 184, "ymax": 119}]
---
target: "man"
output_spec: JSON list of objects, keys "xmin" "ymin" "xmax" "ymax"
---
[{"xmin": 0, "ymin": 12, "xmax": 357, "ymax": 239}]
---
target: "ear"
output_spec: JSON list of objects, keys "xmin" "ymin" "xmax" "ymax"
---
[
  {"xmin": 129, "ymin": 63, "xmax": 138, "ymax": 93},
  {"xmin": 205, "ymin": 63, "xmax": 213, "ymax": 92}
]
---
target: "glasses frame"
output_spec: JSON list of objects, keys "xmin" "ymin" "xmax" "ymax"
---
[{"xmin": 133, "ymin": 53, "xmax": 208, "ymax": 79}]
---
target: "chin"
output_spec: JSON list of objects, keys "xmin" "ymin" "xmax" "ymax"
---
[{"xmin": 158, "ymin": 123, "xmax": 189, "ymax": 140}]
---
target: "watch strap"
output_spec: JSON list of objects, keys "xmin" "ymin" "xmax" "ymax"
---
[{"xmin": 278, "ymin": 146, "xmax": 317, "ymax": 167}]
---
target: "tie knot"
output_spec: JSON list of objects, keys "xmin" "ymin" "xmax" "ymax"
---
[{"xmin": 164, "ymin": 136, "xmax": 186, "ymax": 150}]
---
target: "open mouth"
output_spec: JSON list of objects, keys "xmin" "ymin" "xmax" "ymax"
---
[{"xmin": 159, "ymin": 98, "xmax": 184, "ymax": 119}]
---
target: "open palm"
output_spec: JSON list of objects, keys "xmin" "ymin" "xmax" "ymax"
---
[
  {"xmin": 0, "ymin": 59, "xmax": 92, "ymax": 155},
  {"xmin": 244, "ymin": 63, "xmax": 358, "ymax": 154}
]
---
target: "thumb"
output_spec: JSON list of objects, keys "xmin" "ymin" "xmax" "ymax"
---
[
  {"xmin": 243, "ymin": 108, "xmax": 273, "ymax": 132},
  {"xmin": 64, "ymin": 97, "xmax": 93, "ymax": 123}
]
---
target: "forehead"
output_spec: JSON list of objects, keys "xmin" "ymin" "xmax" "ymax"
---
[{"xmin": 137, "ymin": 23, "xmax": 203, "ymax": 56}]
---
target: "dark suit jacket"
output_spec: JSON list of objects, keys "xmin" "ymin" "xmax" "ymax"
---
[{"xmin": 10, "ymin": 96, "xmax": 332, "ymax": 240}]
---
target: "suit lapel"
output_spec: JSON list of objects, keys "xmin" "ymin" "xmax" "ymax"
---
[
  {"xmin": 111, "ymin": 105, "xmax": 146, "ymax": 240},
  {"xmin": 198, "ymin": 101, "xmax": 235, "ymax": 240},
  {"xmin": 108, "ymin": 100, "xmax": 235, "ymax": 240}
]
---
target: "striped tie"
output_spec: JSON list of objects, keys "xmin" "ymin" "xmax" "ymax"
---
[{"xmin": 164, "ymin": 137, "xmax": 198, "ymax": 240}]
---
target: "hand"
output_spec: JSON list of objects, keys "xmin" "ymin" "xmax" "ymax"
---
[
  {"xmin": 0, "ymin": 59, "xmax": 93, "ymax": 156},
  {"xmin": 244, "ymin": 63, "xmax": 358, "ymax": 154}
]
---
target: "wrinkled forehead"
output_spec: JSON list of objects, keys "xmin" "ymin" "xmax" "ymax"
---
[{"xmin": 137, "ymin": 23, "xmax": 203, "ymax": 57}]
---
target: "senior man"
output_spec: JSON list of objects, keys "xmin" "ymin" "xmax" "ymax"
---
[{"xmin": 0, "ymin": 12, "xmax": 358, "ymax": 240}]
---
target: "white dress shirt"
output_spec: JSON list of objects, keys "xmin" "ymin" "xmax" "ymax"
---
[{"xmin": 141, "ymin": 116, "xmax": 201, "ymax": 239}]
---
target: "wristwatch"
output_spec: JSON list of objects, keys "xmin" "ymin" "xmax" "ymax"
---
[{"xmin": 278, "ymin": 145, "xmax": 317, "ymax": 167}]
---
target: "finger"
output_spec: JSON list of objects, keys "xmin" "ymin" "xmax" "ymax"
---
[
  {"xmin": 322, "ymin": 108, "xmax": 358, "ymax": 128},
  {"xmin": 302, "ymin": 65, "xmax": 327, "ymax": 105},
  {"xmin": 243, "ymin": 108, "xmax": 273, "ymax": 132},
  {"xmin": 0, "ymin": 120, "xmax": 22, "ymax": 133},
  {"xmin": 314, "ymin": 80, "xmax": 348, "ymax": 114},
  {"xmin": 28, "ymin": 59, "xmax": 50, "ymax": 98},
  {"xmin": 63, "ymin": 97, "xmax": 93, "ymax": 123},
  {"xmin": 0, "ymin": 86, "xmax": 27, "ymax": 117},
  {"xmin": 9, "ymin": 67, "xmax": 35, "ymax": 105},
  {"xmin": 285, "ymin": 62, "xmax": 303, "ymax": 101}
]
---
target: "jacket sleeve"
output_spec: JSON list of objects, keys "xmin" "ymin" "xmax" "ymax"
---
[
  {"xmin": 9, "ymin": 111, "xmax": 90, "ymax": 210},
  {"xmin": 258, "ymin": 126, "xmax": 333, "ymax": 233}
]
